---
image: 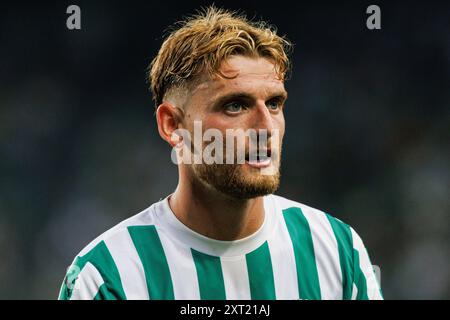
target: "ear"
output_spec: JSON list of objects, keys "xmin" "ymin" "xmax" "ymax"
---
[{"xmin": 156, "ymin": 102, "xmax": 185, "ymax": 147}]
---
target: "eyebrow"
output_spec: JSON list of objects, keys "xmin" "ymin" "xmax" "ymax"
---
[{"xmin": 212, "ymin": 90, "xmax": 288, "ymax": 107}]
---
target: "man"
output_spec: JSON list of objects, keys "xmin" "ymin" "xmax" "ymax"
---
[{"xmin": 59, "ymin": 6, "xmax": 383, "ymax": 300}]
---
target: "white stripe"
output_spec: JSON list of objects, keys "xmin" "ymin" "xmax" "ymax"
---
[
  {"xmin": 351, "ymin": 228, "xmax": 383, "ymax": 300},
  {"xmin": 351, "ymin": 283, "xmax": 358, "ymax": 300},
  {"xmin": 70, "ymin": 262, "xmax": 104, "ymax": 300},
  {"xmin": 104, "ymin": 230, "xmax": 149, "ymax": 299},
  {"xmin": 301, "ymin": 206, "xmax": 343, "ymax": 299},
  {"xmin": 221, "ymin": 256, "xmax": 251, "ymax": 299},
  {"xmin": 268, "ymin": 210, "xmax": 299, "ymax": 299},
  {"xmin": 156, "ymin": 226, "xmax": 201, "ymax": 300}
]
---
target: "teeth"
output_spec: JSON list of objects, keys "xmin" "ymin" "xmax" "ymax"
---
[
  {"xmin": 247, "ymin": 154, "xmax": 270, "ymax": 162},
  {"xmin": 258, "ymin": 155, "xmax": 269, "ymax": 160},
  {"xmin": 246, "ymin": 150, "xmax": 272, "ymax": 162}
]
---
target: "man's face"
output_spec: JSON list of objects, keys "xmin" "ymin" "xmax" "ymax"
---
[{"xmin": 180, "ymin": 55, "xmax": 287, "ymax": 199}]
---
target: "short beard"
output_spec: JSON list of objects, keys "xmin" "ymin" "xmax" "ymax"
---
[{"xmin": 192, "ymin": 162, "xmax": 281, "ymax": 200}]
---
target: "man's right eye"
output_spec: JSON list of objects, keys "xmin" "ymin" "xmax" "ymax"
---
[{"xmin": 224, "ymin": 102, "xmax": 245, "ymax": 113}]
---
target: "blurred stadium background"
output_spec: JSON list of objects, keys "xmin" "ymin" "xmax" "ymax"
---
[{"xmin": 0, "ymin": 0, "xmax": 449, "ymax": 299}]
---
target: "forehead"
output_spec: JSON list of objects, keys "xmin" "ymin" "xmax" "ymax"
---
[{"xmin": 192, "ymin": 56, "xmax": 286, "ymax": 99}]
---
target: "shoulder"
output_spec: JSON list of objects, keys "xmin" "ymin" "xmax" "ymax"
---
[
  {"xmin": 270, "ymin": 194, "xmax": 359, "ymax": 255},
  {"xmin": 59, "ymin": 201, "xmax": 160, "ymax": 300},
  {"xmin": 271, "ymin": 194, "xmax": 382, "ymax": 300},
  {"xmin": 271, "ymin": 194, "xmax": 352, "ymax": 234}
]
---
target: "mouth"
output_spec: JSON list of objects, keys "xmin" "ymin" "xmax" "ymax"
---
[{"xmin": 245, "ymin": 149, "xmax": 272, "ymax": 168}]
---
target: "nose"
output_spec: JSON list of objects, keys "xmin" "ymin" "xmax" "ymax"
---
[
  {"xmin": 253, "ymin": 100, "xmax": 276, "ymax": 133},
  {"xmin": 249, "ymin": 100, "xmax": 277, "ymax": 150}
]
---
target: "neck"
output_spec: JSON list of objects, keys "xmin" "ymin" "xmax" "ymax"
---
[{"xmin": 168, "ymin": 170, "xmax": 266, "ymax": 241}]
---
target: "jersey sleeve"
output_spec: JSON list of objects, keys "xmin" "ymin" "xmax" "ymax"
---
[
  {"xmin": 58, "ymin": 259, "xmax": 106, "ymax": 300},
  {"xmin": 58, "ymin": 238, "xmax": 128, "ymax": 300},
  {"xmin": 350, "ymin": 227, "xmax": 384, "ymax": 300}
]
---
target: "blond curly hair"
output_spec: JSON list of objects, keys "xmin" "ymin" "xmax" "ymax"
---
[{"xmin": 148, "ymin": 6, "xmax": 292, "ymax": 107}]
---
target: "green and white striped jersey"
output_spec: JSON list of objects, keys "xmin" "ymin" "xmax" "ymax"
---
[{"xmin": 58, "ymin": 194, "xmax": 383, "ymax": 300}]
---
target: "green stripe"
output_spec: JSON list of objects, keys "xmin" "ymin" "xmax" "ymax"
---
[
  {"xmin": 353, "ymin": 248, "xmax": 369, "ymax": 300},
  {"xmin": 326, "ymin": 214, "xmax": 354, "ymax": 300},
  {"xmin": 94, "ymin": 283, "xmax": 117, "ymax": 300},
  {"xmin": 191, "ymin": 249, "xmax": 226, "ymax": 300},
  {"xmin": 58, "ymin": 241, "xmax": 126, "ymax": 300},
  {"xmin": 128, "ymin": 225, "xmax": 174, "ymax": 300},
  {"xmin": 283, "ymin": 207, "xmax": 321, "ymax": 300},
  {"xmin": 245, "ymin": 241, "xmax": 276, "ymax": 300}
]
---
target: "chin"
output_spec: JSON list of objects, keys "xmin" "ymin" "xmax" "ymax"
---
[
  {"xmin": 219, "ymin": 170, "xmax": 281, "ymax": 200},
  {"xmin": 193, "ymin": 162, "xmax": 280, "ymax": 199}
]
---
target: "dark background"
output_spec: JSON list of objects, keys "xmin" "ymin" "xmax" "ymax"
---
[{"xmin": 0, "ymin": 0, "xmax": 449, "ymax": 299}]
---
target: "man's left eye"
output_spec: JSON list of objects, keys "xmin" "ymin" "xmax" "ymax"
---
[{"xmin": 266, "ymin": 100, "xmax": 282, "ymax": 110}]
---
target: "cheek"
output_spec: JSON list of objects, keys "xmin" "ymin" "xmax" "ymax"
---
[
  {"xmin": 273, "ymin": 117, "xmax": 285, "ymax": 149},
  {"xmin": 280, "ymin": 123, "xmax": 286, "ymax": 139},
  {"xmin": 202, "ymin": 115, "xmax": 240, "ymax": 132},
  {"xmin": 274, "ymin": 115, "xmax": 285, "ymax": 136}
]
